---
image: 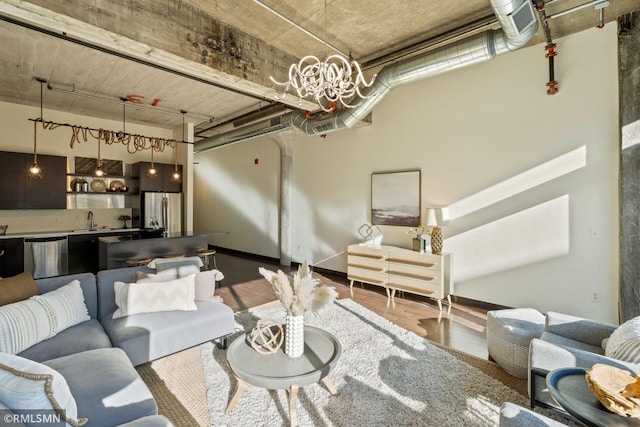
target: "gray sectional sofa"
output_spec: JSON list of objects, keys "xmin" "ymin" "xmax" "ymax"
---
[
  {"xmin": 97, "ymin": 266, "xmax": 234, "ymax": 366},
  {"xmin": 3, "ymin": 266, "xmax": 235, "ymax": 427},
  {"xmin": 528, "ymin": 311, "xmax": 638, "ymax": 412}
]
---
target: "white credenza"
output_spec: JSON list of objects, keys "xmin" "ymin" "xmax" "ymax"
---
[{"xmin": 347, "ymin": 244, "xmax": 453, "ymax": 310}]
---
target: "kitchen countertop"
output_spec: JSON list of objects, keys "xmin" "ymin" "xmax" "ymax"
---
[
  {"xmin": 0, "ymin": 228, "xmax": 141, "ymax": 240},
  {"xmin": 98, "ymin": 231, "xmax": 228, "ymax": 244}
]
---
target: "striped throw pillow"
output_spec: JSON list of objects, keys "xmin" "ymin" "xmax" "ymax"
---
[
  {"xmin": 0, "ymin": 298, "xmax": 53, "ymax": 354},
  {"xmin": 605, "ymin": 316, "xmax": 640, "ymax": 363},
  {"xmin": 32, "ymin": 280, "xmax": 89, "ymax": 335},
  {"xmin": 0, "ymin": 280, "xmax": 89, "ymax": 354}
]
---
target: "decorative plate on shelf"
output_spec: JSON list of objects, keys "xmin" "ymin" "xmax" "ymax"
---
[
  {"xmin": 90, "ymin": 179, "xmax": 106, "ymax": 193},
  {"xmin": 70, "ymin": 178, "xmax": 80, "ymax": 191},
  {"xmin": 110, "ymin": 180, "xmax": 124, "ymax": 191}
]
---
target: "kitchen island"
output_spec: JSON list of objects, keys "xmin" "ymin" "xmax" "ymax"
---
[{"xmin": 98, "ymin": 231, "xmax": 227, "ymax": 270}]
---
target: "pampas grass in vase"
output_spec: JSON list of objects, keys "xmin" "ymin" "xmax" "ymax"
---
[{"xmin": 258, "ymin": 261, "xmax": 338, "ymax": 357}]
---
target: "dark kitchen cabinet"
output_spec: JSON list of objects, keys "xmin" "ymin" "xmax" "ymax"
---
[
  {"xmin": 68, "ymin": 234, "xmax": 99, "ymax": 274},
  {"xmin": 69, "ymin": 231, "xmax": 139, "ymax": 274},
  {"xmin": 25, "ymin": 154, "xmax": 66, "ymax": 209},
  {"xmin": 0, "ymin": 152, "xmax": 27, "ymax": 209},
  {"xmin": 0, "ymin": 238, "xmax": 24, "ymax": 278},
  {"xmin": 0, "ymin": 151, "xmax": 66, "ymax": 210},
  {"xmin": 135, "ymin": 162, "xmax": 182, "ymax": 193}
]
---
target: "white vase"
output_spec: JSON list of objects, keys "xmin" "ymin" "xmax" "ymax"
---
[{"xmin": 285, "ymin": 314, "xmax": 304, "ymax": 358}]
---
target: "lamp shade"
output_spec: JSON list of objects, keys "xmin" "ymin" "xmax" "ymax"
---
[
  {"xmin": 425, "ymin": 209, "xmax": 438, "ymax": 227},
  {"xmin": 425, "ymin": 208, "xmax": 450, "ymax": 227}
]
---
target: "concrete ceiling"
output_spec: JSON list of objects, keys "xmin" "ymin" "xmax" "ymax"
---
[{"xmin": 0, "ymin": 0, "xmax": 638, "ymax": 139}]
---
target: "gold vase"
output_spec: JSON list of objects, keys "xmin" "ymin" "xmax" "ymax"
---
[{"xmin": 431, "ymin": 226, "xmax": 443, "ymax": 254}]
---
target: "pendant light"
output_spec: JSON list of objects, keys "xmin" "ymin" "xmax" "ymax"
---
[
  {"xmin": 28, "ymin": 79, "xmax": 46, "ymax": 179},
  {"xmin": 28, "ymin": 120, "xmax": 42, "ymax": 179},
  {"xmin": 95, "ymin": 135, "xmax": 105, "ymax": 177},
  {"xmin": 171, "ymin": 111, "xmax": 185, "ymax": 183},
  {"xmin": 147, "ymin": 139, "xmax": 158, "ymax": 178}
]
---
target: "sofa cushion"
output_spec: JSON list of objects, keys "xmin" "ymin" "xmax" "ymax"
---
[
  {"xmin": 102, "ymin": 300, "xmax": 234, "ymax": 366},
  {"xmin": 0, "ymin": 280, "xmax": 90, "ymax": 355},
  {"xmin": 113, "ymin": 275, "xmax": 197, "ymax": 319},
  {"xmin": 43, "ymin": 348, "xmax": 157, "ymax": 426},
  {"xmin": 0, "ymin": 272, "xmax": 39, "ymax": 306},
  {"xmin": 540, "ymin": 331, "xmax": 606, "ymax": 355},
  {"xmin": 0, "ymin": 353, "xmax": 87, "ymax": 427},
  {"xmin": 136, "ymin": 270, "xmax": 224, "ymax": 302},
  {"xmin": 18, "ymin": 319, "xmax": 112, "ymax": 363},
  {"xmin": 605, "ymin": 316, "xmax": 640, "ymax": 363}
]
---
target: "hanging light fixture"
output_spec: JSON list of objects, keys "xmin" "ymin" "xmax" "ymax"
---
[
  {"xmin": 171, "ymin": 111, "xmax": 185, "ymax": 183},
  {"xmin": 95, "ymin": 134, "xmax": 105, "ymax": 177},
  {"xmin": 147, "ymin": 139, "xmax": 158, "ymax": 178},
  {"xmin": 260, "ymin": 0, "xmax": 376, "ymax": 113},
  {"xmin": 28, "ymin": 79, "xmax": 46, "ymax": 179},
  {"xmin": 28, "ymin": 121, "xmax": 42, "ymax": 179}
]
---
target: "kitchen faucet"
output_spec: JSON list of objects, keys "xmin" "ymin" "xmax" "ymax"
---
[{"xmin": 88, "ymin": 210, "xmax": 96, "ymax": 231}]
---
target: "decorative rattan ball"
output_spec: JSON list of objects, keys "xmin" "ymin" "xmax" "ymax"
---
[{"xmin": 249, "ymin": 319, "xmax": 284, "ymax": 354}]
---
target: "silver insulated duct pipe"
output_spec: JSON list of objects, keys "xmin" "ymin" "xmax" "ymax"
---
[{"xmin": 195, "ymin": 0, "xmax": 538, "ymax": 152}]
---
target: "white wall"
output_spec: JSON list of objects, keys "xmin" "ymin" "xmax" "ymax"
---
[
  {"xmin": 195, "ymin": 25, "xmax": 620, "ymax": 322},
  {"xmin": 0, "ymin": 102, "xmax": 176, "ymax": 232},
  {"xmin": 194, "ymin": 136, "xmax": 281, "ymax": 256}
]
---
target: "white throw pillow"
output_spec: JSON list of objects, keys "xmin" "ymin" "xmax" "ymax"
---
[
  {"xmin": 0, "ymin": 299, "xmax": 53, "ymax": 355},
  {"xmin": 135, "ymin": 270, "xmax": 224, "ymax": 301},
  {"xmin": 31, "ymin": 280, "xmax": 89, "ymax": 335},
  {"xmin": 605, "ymin": 316, "xmax": 640, "ymax": 363},
  {"xmin": 0, "ymin": 353, "xmax": 87, "ymax": 427},
  {"xmin": 147, "ymin": 256, "xmax": 203, "ymax": 269},
  {"xmin": 112, "ymin": 275, "xmax": 198, "ymax": 319},
  {"xmin": 0, "ymin": 280, "xmax": 89, "ymax": 355}
]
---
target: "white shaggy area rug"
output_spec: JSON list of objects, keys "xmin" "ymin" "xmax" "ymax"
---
[{"xmin": 201, "ymin": 299, "xmax": 532, "ymax": 426}]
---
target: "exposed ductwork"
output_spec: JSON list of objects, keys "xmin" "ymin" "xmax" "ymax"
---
[{"xmin": 194, "ymin": 0, "xmax": 538, "ymax": 153}]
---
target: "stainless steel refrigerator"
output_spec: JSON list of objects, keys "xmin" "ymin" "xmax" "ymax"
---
[{"xmin": 142, "ymin": 192, "xmax": 183, "ymax": 234}]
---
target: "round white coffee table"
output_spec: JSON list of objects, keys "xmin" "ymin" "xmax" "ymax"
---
[{"xmin": 225, "ymin": 325, "xmax": 341, "ymax": 427}]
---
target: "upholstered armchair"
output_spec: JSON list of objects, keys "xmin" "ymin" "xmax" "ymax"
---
[{"xmin": 528, "ymin": 311, "xmax": 639, "ymax": 412}]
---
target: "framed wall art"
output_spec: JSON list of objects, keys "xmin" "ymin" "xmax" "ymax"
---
[{"xmin": 371, "ymin": 170, "xmax": 421, "ymax": 226}]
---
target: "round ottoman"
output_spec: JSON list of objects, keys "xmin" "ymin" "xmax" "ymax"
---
[{"xmin": 487, "ymin": 308, "xmax": 545, "ymax": 378}]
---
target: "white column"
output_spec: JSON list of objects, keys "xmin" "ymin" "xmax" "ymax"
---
[{"xmin": 272, "ymin": 131, "xmax": 296, "ymax": 266}]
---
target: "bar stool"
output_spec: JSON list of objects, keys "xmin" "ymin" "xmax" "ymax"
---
[
  {"xmin": 162, "ymin": 253, "xmax": 185, "ymax": 259},
  {"xmin": 196, "ymin": 248, "xmax": 217, "ymax": 271},
  {"xmin": 125, "ymin": 257, "xmax": 152, "ymax": 267}
]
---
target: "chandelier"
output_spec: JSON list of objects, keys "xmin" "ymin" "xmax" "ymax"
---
[
  {"xmin": 255, "ymin": 0, "xmax": 376, "ymax": 113},
  {"xmin": 271, "ymin": 54, "xmax": 376, "ymax": 113}
]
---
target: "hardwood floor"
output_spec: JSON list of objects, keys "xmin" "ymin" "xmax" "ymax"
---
[{"xmin": 214, "ymin": 248, "xmax": 508, "ymax": 360}]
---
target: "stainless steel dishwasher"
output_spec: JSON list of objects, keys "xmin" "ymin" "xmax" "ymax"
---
[{"xmin": 24, "ymin": 236, "xmax": 69, "ymax": 279}]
